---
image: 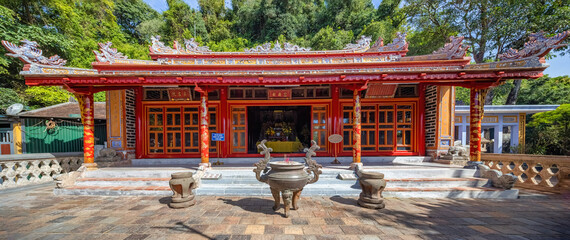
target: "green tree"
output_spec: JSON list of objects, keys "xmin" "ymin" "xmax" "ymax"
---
[
  {"xmin": 319, "ymin": 0, "xmax": 376, "ymax": 37},
  {"xmin": 164, "ymin": 0, "xmax": 209, "ymax": 42},
  {"xmin": 24, "ymin": 86, "xmax": 72, "ymax": 110},
  {"xmin": 526, "ymin": 104, "xmax": 570, "ymax": 155},
  {"xmin": 359, "ymin": 20, "xmax": 400, "ymax": 46},
  {"xmin": 0, "ymin": 87, "xmax": 25, "ymax": 114},
  {"xmin": 137, "ymin": 18, "xmax": 166, "ymax": 42},
  {"xmin": 310, "ymin": 26, "xmax": 353, "ymax": 50},
  {"xmin": 113, "ymin": 0, "xmax": 160, "ymax": 44},
  {"xmin": 0, "ymin": 5, "xmax": 73, "ymax": 89},
  {"xmin": 235, "ymin": 0, "xmax": 324, "ymax": 43},
  {"xmin": 207, "ymin": 37, "xmax": 249, "ymax": 52},
  {"xmin": 517, "ymin": 76, "xmax": 570, "ymax": 105},
  {"xmin": 404, "ymin": 0, "xmax": 570, "ymax": 104}
]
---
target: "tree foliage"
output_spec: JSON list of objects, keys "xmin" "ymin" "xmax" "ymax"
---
[
  {"xmin": 404, "ymin": 0, "xmax": 570, "ymax": 104},
  {"xmin": 518, "ymin": 76, "xmax": 570, "ymax": 105},
  {"xmin": 526, "ymin": 104, "xmax": 570, "ymax": 155},
  {"xmin": 310, "ymin": 26, "xmax": 353, "ymax": 50},
  {"xmin": 0, "ymin": 87, "xmax": 24, "ymax": 114}
]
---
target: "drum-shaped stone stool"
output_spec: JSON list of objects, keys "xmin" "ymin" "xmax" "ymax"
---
[
  {"xmin": 357, "ymin": 171, "xmax": 386, "ymax": 209},
  {"xmin": 169, "ymin": 172, "xmax": 196, "ymax": 208}
]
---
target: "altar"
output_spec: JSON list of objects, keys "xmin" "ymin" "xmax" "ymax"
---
[{"xmin": 257, "ymin": 141, "xmax": 304, "ymax": 153}]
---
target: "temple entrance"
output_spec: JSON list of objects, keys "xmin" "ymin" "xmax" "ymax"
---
[{"xmin": 247, "ymin": 106, "xmax": 311, "ymax": 154}]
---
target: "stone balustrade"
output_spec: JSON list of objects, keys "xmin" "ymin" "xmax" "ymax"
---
[
  {"xmin": 0, "ymin": 153, "xmax": 83, "ymax": 189},
  {"xmin": 481, "ymin": 153, "xmax": 570, "ymax": 193}
]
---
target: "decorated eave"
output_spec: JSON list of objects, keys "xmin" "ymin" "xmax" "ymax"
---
[{"xmin": 2, "ymin": 31, "xmax": 568, "ymax": 90}]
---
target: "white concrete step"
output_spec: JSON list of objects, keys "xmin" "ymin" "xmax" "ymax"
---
[{"xmin": 54, "ymin": 184, "xmax": 518, "ymax": 199}]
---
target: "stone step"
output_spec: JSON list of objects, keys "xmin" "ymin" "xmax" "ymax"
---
[
  {"xmin": 74, "ymin": 177, "xmax": 489, "ymax": 188},
  {"xmin": 54, "ymin": 185, "xmax": 517, "ymax": 199},
  {"xmin": 83, "ymin": 167, "xmax": 478, "ymax": 179}
]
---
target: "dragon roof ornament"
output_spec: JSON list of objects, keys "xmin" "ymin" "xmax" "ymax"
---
[
  {"xmin": 150, "ymin": 35, "xmax": 178, "ymax": 54},
  {"xmin": 183, "ymin": 38, "xmax": 211, "ymax": 52},
  {"xmin": 1, "ymin": 39, "xmax": 67, "ymax": 66},
  {"xmin": 344, "ymin": 35, "xmax": 372, "ymax": 50},
  {"xmin": 367, "ymin": 32, "xmax": 408, "ymax": 52},
  {"xmin": 499, "ymin": 30, "xmax": 570, "ymax": 61},
  {"xmin": 433, "ymin": 36, "xmax": 469, "ymax": 59},
  {"xmin": 93, "ymin": 42, "xmax": 128, "ymax": 64},
  {"xmin": 245, "ymin": 40, "xmax": 311, "ymax": 53}
]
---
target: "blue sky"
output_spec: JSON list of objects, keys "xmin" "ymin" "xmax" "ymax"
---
[{"xmin": 142, "ymin": 0, "xmax": 569, "ymax": 77}]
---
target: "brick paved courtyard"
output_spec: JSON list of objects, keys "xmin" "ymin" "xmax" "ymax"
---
[{"xmin": 1, "ymin": 184, "xmax": 569, "ymax": 240}]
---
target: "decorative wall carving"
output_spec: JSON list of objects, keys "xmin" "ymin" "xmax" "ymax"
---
[{"xmin": 2, "ymin": 39, "xmax": 67, "ymax": 66}]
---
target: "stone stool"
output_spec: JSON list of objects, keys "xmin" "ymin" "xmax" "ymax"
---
[
  {"xmin": 357, "ymin": 171, "xmax": 386, "ymax": 209},
  {"xmin": 169, "ymin": 172, "xmax": 196, "ymax": 208}
]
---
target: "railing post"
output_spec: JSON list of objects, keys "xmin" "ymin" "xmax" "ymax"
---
[
  {"xmin": 199, "ymin": 90, "xmax": 210, "ymax": 168},
  {"xmin": 351, "ymin": 89, "xmax": 361, "ymax": 169},
  {"xmin": 74, "ymin": 92, "xmax": 97, "ymax": 170},
  {"xmin": 468, "ymin": 88, "xmax": 487, "ymax": 164}
]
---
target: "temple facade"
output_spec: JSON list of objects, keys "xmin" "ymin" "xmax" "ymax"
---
[{"xmin": 3, "ymin": 31, "xmax": 568, "ymax": 168}]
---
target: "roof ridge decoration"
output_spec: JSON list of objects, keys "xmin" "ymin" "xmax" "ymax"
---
[
  {"xmin": 366, "ymin": 32, "xmax": 408, "ymax": 52},
  {"xmin": 150, "ymin": 35, "xmax": 177, "ymax": 54},
  {"xmin": 245, "ymin": 40, "xmax": 311, "ymax": 53},
  {"xmin": 1, "ymin": 39, "xmax": 67, "ymax": 66},
  {"xmin": 499, "ymin": 30, "xmax": 570, "ymax": 61},
  {"xmin": 433, "ymin": 36, "xmax": 469, "ymax": 59},
  {"xmin": 344, "ymin": 35, "xmax": 372, "ymax": 51},
  {"xmin": 183, "ymin": 38, "xmax": 211, "ymax": 52},
  {"xmin": 93, "ymin": 42, "xmax": 128, "ymax": 64},
  {"xmin": 150, "ymin": 36, "xmax": 212, "ymax": 54}
]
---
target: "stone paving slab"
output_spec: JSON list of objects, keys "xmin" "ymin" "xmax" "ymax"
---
[{"xmin": 1, "ymin": 185, "xmax": 569, "ymax": 240}]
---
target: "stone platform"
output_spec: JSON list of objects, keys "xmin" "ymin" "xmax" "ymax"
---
[{"xmin": 54, "ymin": 158, "xmax": 519, "ymax": 199}]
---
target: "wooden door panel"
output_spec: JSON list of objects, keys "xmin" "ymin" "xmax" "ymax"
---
[
  {"xmin": 312, "ymin": 105, "xmax": 327, "ymax": 151},
  {"xmin": 230, "ymin": 107, "xmax": 247, "ymax": 153}
]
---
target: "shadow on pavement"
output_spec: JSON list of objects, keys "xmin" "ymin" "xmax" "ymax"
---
[
  {"xmin": 151, "ymin": 221, "xmax": 212, "ymax": 239},
  {"xmin": 219, "ymin": 197, "xmax": 281, "ymax": 216},
  {"xmin": 158, "ymin": 197, "xmax": 170, "ymax": 205},
  {"xmin": 329, "ymin": 195, "xmax": 358, "ymax": 206}
]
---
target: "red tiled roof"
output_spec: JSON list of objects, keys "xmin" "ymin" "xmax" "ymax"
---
[{"xmin": 18, "ymin": 102, "xmax": 106, "ymax": 120}]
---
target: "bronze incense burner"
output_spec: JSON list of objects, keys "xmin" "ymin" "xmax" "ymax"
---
[{"xmin": 253, "ymin": 140, "xmax": 322, "ymax": 217}]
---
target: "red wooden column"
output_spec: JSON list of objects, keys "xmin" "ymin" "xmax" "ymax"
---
[
  {"xmin": 417, "ymin": 84, "xmax": 426, "ymax": 156},
  {"xmin": 135, "ymin": 87, "xmax": 144, "ymax": 159},
  {"xmin": 469, "ymin": 88, "xmax": 488, "ymax": 163},
  {"xmin": 75, "ymin": 92, "xmax": 97, "ymax": 170},
  {"xmin": 199, "ymin": 90, "xmax": 211, "ymax": 168},
  {"xmin": 352, "ymin": 89, "xmax": 362, "ymax": 167},
  {"xmin": 219, "ymin": 87, "xmax": 228, "ymax": 158}
]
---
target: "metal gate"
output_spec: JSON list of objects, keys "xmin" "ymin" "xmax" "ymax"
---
[{"xmin": 0, "ymin": 128, "xmax": 13, "ymax": 154}]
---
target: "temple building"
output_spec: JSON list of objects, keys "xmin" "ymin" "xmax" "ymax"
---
[{"xmin": 2, "ymin": 31, "xmax": 568, "ymax": 169}]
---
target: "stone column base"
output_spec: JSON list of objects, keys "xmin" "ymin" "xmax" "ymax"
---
[
  {"xmin": 349, "ymin": 162, "xmax": 362, "ymax": 170},
  {"xmin": 82, "ymin": 163, "xmax": 98, "ymax": 171},
  {"xmin": 199, "ymin": 162, "xmax": 212, "ymax": 170}
]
